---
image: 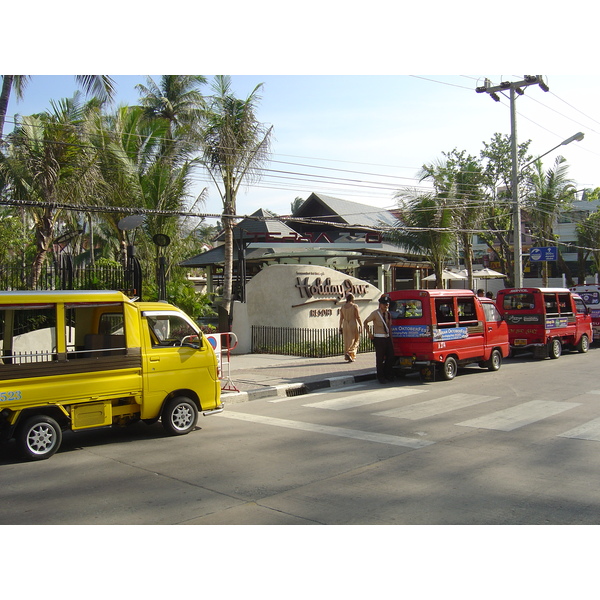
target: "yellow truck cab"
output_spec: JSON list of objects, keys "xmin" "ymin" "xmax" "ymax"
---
[{"xmin": 0, "ymin": 290, "xmax": 223, "ymax": 460}]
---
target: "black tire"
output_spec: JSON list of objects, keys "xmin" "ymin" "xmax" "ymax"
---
[
  {"xmin": 487, "ymin": 348, "xmax": 502, "ymax": 371},
  {"xmin": 549, "ymin": 338, "xmax": 562, "ymax": 359},
  {"xmin": 17, "ymin": 415, "xmax": 62, "ymax": 461},
  {"xmin": 577, "ymin": 334, "xmax": 590, "ymax": 354},
  {"xmin": 161, "ymin": 396, "xmax": 198, "ymax": 436},
  {"xmin": 440, "ymin": 356, "xmax": 458, "ymax": 381}
]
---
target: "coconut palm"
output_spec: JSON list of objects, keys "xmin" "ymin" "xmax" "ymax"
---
[
  {"xmin": 136, "ymin": 75, "xmax": 206, "ymax": 160},
  {"xmin": 388, "ymin": 190, "xmax": 455, "ymax": 288},
  {"xmin": 88, "ymin": 102, "xmax": 207, "ymax": 299},
  {"xmin": 419, "ymin": 149, "xmax": 485, "ymax": 290},
  {"xmin": 0, "ymin": 75, "xmax": 115, "ymax": 140},
  {"xmin": 523, "ymin": 156, "xmax": 577, "ymax": 286},
  {"xmin": 200, "ymin": 75, "xmax": 272, "ymax": 322},
  {"xmin": 0, "ymin": 93, "xmax": 100, "ymax": 286}
]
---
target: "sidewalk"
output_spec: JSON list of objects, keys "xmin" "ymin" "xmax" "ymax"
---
[{"xmin": 219, "ymin": 351, "xmax": 377, "ymax": 403}]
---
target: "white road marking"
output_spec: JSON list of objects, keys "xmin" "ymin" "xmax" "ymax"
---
[
  {"xmin": 374, "ymin": 393, "xmax": 498, "ymax": 420},
  {"xmin": 302, "ymin": 387, "xmax": 425, "ymax": 410},
  {"xmin": 220, "ymin": 412, "xmax": 434, "ymax": 448},
  {"xmin": 559, "ymin": 417, "xmax": 600, "ymax": 442},
  {"xmin": 457, "ymin": 400, "xmax": 580, "ymax": 432}
]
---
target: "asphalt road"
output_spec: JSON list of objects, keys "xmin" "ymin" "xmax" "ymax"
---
[{"xmin": 3, "ymin": 347, "xmax": 600, "ymax": 525}]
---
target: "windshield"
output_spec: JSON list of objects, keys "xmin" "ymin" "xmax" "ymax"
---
[{"xmin": 502, "ymin": 293, "xmax": 536, "ymax": 310}]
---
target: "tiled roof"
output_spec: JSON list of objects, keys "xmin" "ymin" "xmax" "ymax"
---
[{"xmin": 294, "ymin": 193, "xmax": 397, "ymax": 229}]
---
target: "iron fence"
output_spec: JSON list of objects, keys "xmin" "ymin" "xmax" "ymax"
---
[
  {"xmin": 0, "ymin": 264, "xmax": 127, "ymax": 292},
  {"xmin": 252, "ymin": 325, "xmax": 373, "ymax": 358}
]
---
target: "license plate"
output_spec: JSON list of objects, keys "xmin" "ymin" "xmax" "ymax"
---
[
  {"xmin": 399, "ymin": 357, "xmax": 413, "ymax": 367},
  {"xmin": 514, "ymin": 339, "xmax": 527, "ymax": 346}
]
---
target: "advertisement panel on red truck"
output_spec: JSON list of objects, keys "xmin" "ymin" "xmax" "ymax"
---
[
  {"xmin": 496, "ymin": 287, "xmax": 592, "ymax": 359},
  {"xmin": 387, "ymin": 289, "xmax": 509, "ymax": 381}
]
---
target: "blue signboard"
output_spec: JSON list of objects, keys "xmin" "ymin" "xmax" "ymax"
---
[
  {"xmin": 545, "ymin": 317, "xmax": 568, "ymax": 329},
  {"xmin": 529, "ymin": 246, "xmax": 558, "ymax": 262}
]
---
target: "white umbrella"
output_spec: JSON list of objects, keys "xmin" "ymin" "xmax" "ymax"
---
[
  {"xmin": 422, "ymin": 269, "xmax": 467, "ymax": 281},
  {"xmin": 472, "ymin": 267, "xmax": 506, "ymax": 294},
  {"xmin": 472, "ymin": 267, "xmax": 506, "ymax": 279}
]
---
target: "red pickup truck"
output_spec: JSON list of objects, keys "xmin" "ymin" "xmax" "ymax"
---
[
  {"xmin": 495, "ymin": 287, "xmax": 592, "ymax": 358},
  {"xmin": 388, "ymin": 289, "xmax": 509, "ymax": 381}
]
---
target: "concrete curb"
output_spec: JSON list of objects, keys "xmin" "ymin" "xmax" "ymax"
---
[{"xmin": 221, "ymin": 371, "xmax": 378, "ymax": 404}]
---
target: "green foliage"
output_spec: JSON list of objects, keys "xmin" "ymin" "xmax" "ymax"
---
[
  {"xmin": 388, "ymin": 191, "xmax": 455, "ymax": 288},
  {"xmin": 144, "ymin": 275, "xmax": 216, "ymax": 321}
]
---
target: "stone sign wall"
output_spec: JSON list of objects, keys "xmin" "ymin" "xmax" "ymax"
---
[{"xmin": 231, "ymin": 264, "xmax": 382, "ymax": 353}]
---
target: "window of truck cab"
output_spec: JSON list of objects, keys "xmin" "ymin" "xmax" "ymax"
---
[
  {"xmin": 557, "ymin": 293, "xmax": 573, "ymax": 315},
  {"xmin": 457, "ymin": 297, "xmax": 478, "ymax": 326},
  {"xmin": 143, "ymin": 311, "xmax": 202, "ymax": 348},
  {"xmin": 65, "ymin": 302, "xmax": 126, "ymax": 358},
  {"xmin": 574, "ymin": 296, "xmax": 588, "ymax": 314},
  {"xmin": 482, "ymin": 302, "xmax": 502, "ymax": 322},
  {"xmin": 435, "ymin": 298, "xmax": 456, "ymax": 327}
]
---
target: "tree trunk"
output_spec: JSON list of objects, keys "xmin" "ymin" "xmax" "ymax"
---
[
  {"xmin": 221, "ymin": 213, "xmax": 234, "ymax": 327},
  {"xmin": 0, "ymin": 75, "xmax": 14, "ymax": 140},
  {"xmin": 32, "ymin": 212, "xmax": 53, "ymax": 289},
  {"xmin": 557, "ymin": 251, "xmax": 574, "ymax": 287},
  {"xmin": 463, "ymin": 234, "xmax": 474, "ymax": 291}
]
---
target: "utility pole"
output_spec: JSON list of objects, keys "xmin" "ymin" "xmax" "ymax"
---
[{"xmin": 476, "ymin": 76, "xmax": 549, "ymax": 288}]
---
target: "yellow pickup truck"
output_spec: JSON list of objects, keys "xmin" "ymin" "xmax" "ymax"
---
[{"xmin": 0, "ymin": 290, "xmax": 223, "ymax": 460}]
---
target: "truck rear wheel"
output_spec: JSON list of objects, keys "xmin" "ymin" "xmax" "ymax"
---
[
  {"xmin": 161, "ymin": 396, "xmax": 198, "ymax": 436},
  {"xmin": 440, "ymin": 356, "xmax": 458, "ymax": 381},
  {"xmin": 549, "ymin": 338, "xmax": 562, "ymax": 359},
  {"xmin": 17, "ymin": 415, "xmax": 62, "ymax": 461}
]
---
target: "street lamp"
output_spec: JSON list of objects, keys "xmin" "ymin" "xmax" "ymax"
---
[
  {"xmin": 513, "ymin": 132, "xmax": 585, "ymax": 287},
  {"xmin": 521, "ymin": 132, "xmax": 585, "ymax": 171}
]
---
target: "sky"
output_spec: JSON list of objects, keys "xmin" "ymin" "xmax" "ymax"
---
[
  {"xmin": 4, "ymin": 74, "xmax": 599, "ymax": 225},
  {"xmin": 4, "ymin": 3, "xmax": 597, "ymax": 232}
]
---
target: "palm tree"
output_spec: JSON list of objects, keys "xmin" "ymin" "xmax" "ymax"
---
[
  {"xmin": 0, "ymin": 75, "xmax": 116, "ymax": 140},
  {"xmin": 136, "ymin": 75, "xmax": 206, "ymax": 159},
  {"xmin": 200, "ymin": 75, "xmax": 272, "ymax": 323},
  {"xmin": 89, "ymin": 104, "xmax": 169, "ymax": 253},
  {"xmin": 0, "ymin": 76, "xmax": 28, "ymax": 141},
  {"xmin": 388, "ymin": 191, "xmax": 455, "ymax": 288},
  {"xmin": 419, "ymin": 149, "xmax": 485, "ymax": 290},
  {"xmin": 524, "ymin": 156, "xmax": 577, "ymax": 286},
  {"xmin": 89, "ymin": 102, "xmax": 207, "ymax": 299},
  {"xmin": 0, "ymin": 94, "xmax": 100, "ymax": 286},
  {"xmin": 291, "ymin": 196, "xmax": 305, "ymax": 214}
]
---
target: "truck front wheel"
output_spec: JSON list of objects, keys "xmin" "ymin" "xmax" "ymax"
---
[
  {"xmin": 161, "ymin": 396, "xmax": 198, "ymax": 436},
  {"xmin": 487, "ymin": 349, "xmax": 502, "ymax": 371},
  {"xmin": 549, "ymin": 338, "xmax": 562, "ymax": 359},
  {"xmin": 17, "ymin": 415, "xmax": 63, "ymax": 461},
  {"xmin": 577, "ymin": 334, "xmax": 590, "ymax": 353}
]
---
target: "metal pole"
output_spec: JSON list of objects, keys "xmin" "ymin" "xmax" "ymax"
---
[{"xmin": 510, "ymin": 87, "xmax": 523, "ymax": 288}]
